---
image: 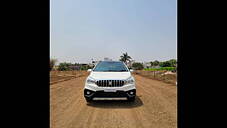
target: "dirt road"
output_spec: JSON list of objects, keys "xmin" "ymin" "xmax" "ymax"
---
[{"xmin": 50, "ymin": 74, "xmax": 177, "ymax": 128}]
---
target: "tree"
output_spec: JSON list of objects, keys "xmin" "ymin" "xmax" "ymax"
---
[
  {"xmin": 160, "ymin": 61, "xmax": 171, "ymax": 67},
  {"xmin": 159, "ymin": 59, "xmax": 177, "ymax": 67},
  {"xmin": 58, "ymin": 62, "xmax": 73, "ymax": 71},
  {"xmin": 132, "ymin": 62, "xmax": 144, "ymax": 70},
  {"xmin": 150, "ymin": 61, "xmax": 154, "ymax": 67},
  {"xmin": 50, "ymin": 59, "xmax": 57, "ymax": 71},
  {"xmin": 119, "ymin": 52, "xmax": 132, "ymax": 65},
  {"xmin": 153, "ymin": 60, "xmax": 159, "ymax": 66},
  {"xmin": 80, "ymin": 64, "xmax": 92, "ymax": 70},
  {"xmin": 168, "ymin": 59, "xmax": 177, "ymax": 67}
]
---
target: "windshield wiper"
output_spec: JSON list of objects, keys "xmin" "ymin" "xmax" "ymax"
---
[{"xmin": 118, "ymin": 70, "xmax": 127, "ymax": 72}]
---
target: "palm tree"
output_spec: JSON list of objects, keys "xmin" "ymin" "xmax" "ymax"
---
[{"xmin": 119, "ymin": 52, "xmax": 132, "ymax": 65}]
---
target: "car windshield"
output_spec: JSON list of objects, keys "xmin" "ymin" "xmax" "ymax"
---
[{"xmin": 93, "ymin": 61, "xmax": 128, "ymax": 72}]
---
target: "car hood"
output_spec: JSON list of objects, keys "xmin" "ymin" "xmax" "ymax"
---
[{"xmin": 89, "ymin": 72, "xmax": 132, "ymax": 80}]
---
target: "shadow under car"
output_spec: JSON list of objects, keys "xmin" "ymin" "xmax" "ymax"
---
[{"xmin": 86, "ymin": 96, "xmax": 143, "ymax": 108}]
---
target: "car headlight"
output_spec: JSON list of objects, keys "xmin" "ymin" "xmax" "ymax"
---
[
  {"xmin": 125, "ymin": 77, "xmax": 135, "ymax": 85},
  {"xmin": 86, "ymin": 77, "xmax": 96, "ymax": 84}
]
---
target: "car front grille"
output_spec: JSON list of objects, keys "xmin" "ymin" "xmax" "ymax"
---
[{"xmin": 96, "ymin": 80, "xmax": 125, "ymax": 87}]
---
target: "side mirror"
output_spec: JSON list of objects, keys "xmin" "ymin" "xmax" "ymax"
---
[
  {"xmin": 87, "ymin": 69, "xmax": 92, "ymax": 72},
  {"xmin": 130, "ymin": 69, "xmax": 134, "ymax": 72}
]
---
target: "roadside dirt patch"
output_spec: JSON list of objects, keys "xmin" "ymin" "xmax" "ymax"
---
[
  {"xmin": 133, "ymin": 70, "xmax": 177, "ymax": 85},
  {"xmin": 50, "ymin": 71, "xmax": 89, "ymax": 85}
]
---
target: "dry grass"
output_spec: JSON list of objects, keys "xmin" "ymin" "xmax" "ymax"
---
[
  {"xmin": 133, "ymin": 70, "xmax": 177, "ymax": 85},
  {"xmin": 50, "ymin": 71, "xmax": 89, "ymax": 85}
]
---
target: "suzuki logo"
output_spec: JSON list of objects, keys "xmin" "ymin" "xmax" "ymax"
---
[{"xmin": 109, "ymin": 81, "xmax": 112, "ymax": 85}]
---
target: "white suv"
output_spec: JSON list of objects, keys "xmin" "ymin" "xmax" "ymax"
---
[{"xmin": 84, "ymin": 61, "xmax": 136, "ymax": 102}]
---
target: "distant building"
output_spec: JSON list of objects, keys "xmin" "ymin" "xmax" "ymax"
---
[
  {"xmin": 143, "ymin": 62, "xmax": 151, "ymax": 68},
  {"xmin": 68, "ymin": 65, "xmax": 80, "ymax": 70},
  {"xmin": 151, "ymin": 65, "xmax": 160, "ymax": 69},
  {"xmin": 127, "ymin": 60, "xmax": 135, "ymax": 68}
]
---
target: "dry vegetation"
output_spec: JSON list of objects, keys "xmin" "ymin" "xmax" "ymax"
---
[
  {"xmin": 50, "ymin": 71, "xmax": 89, "ymax": 85},
  {"xmin": 133, "ymin": 70, "xmax": 177, "ymax": 85}
]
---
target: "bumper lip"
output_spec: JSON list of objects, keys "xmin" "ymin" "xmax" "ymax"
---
[
  {"xmin": 84, "ymin": 88, "xmax": 136, "ymax": 100},
  {"xmin": 93, "ymin": 97, "xmax": 127, "ymax": 100},
  {"xmin": 84, "ymin": 83, "xmax": 136, "ymax": 92}
]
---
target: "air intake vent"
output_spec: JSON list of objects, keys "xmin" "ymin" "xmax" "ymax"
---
[{"xmin": 96, "ymin": 80, "xmax": 125, "ymax": 87}]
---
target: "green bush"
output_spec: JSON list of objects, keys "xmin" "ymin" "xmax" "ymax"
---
[
  {"xmin": 80, "ymin": 65, "xmax": 92, "ymax": 70},
  {"xmin": 58, "ymin": 62, "xmax": 72, "ymax": 71},
  {"xmin": 159, "ymin": 59, "xmax": 176, "ymax": 67},
  {"xmin": 144, "ymin": 67, "xmax": 176, "ymax": 71},
  {"xmin": 132, "ymin": 62, "xmax": 144, "ymax": 70}
]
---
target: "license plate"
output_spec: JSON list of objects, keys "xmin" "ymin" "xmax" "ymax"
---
[{"xmin": 104, "ymin": 89, "xmax": 117, "ymax": 92}]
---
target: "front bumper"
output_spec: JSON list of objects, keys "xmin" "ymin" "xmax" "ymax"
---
[
  {"xmin": 84, "ymin": 89, "xmax": 136, "ymax": 100},
  {"xmin": 84, "ymin": 83, "xmax": 136, "ymax": 92}
]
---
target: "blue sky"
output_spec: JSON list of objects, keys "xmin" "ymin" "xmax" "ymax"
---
[{"xmin": 51, "ymin": 0, "xmax": 176, "ymax": 64}]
